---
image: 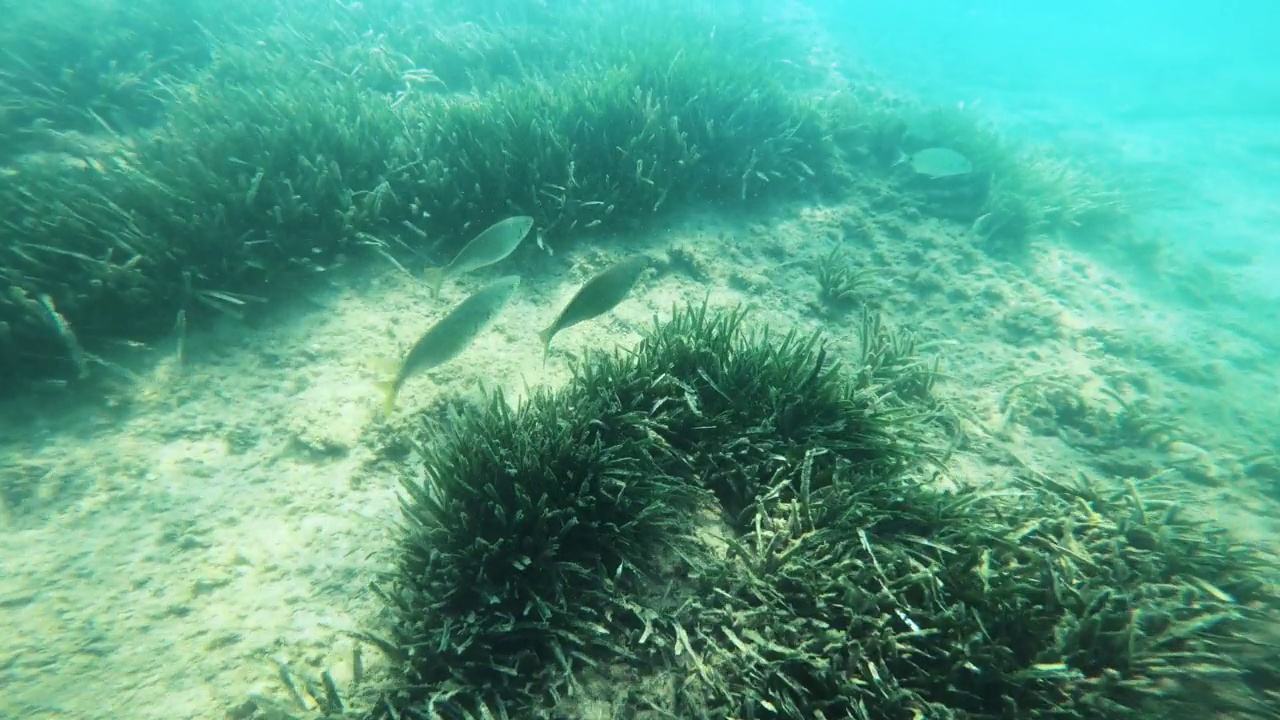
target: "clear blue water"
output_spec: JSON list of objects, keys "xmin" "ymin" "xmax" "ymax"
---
[
  {"xmin": 2, "ymin": 3, "xmax": 1277, "ymax": 717},
  {"xmin": 813, "ymin": 0, "xmax": 1280, "ymax": 304}
]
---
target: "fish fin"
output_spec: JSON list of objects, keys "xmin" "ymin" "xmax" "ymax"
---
[
  {"xmin": 537, "ymin": 327, "xmax": 554, "ymax": 366},
  {"xmin": 423, "ymin": 267, "xmax": 445, "ymax": 299},
  {"xmin": 366, "ymin": 356, "xmax": 399, "ymax": 375},
  {"xmin": 374, "ymin": 378, "xmax": 398, "ymax": 417},
  {"xmin": 892, "ymin": 149, "xmax": 909, "ymax": 167}
]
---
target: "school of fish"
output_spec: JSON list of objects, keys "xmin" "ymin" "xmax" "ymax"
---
[{"xmin": 377, "ymin": 216, "xmax": 653, "ymax": 414}]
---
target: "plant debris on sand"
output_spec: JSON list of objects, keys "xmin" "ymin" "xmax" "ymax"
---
[{"xmin": 358, "ymin": 303, "xmax": 1279, "ymax": 720}]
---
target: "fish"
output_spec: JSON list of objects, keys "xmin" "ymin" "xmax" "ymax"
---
[
  {"xmin": 895, "ymin": 147, "xmax": 973, "ymax": 179},
  {"xmin": 376, "ymin": 276, "xmax": 521, "ymax": 415},
  {"xmin": 539, "ymin": 256, "xmax": 652, "ymax": 361},
  {"xmin": 37, "ymin": 294, "xmax": 87, "ymax": 379},
  {"xmin": 423, "ymin": 216, "xmax": 534, "ymax": 298}
]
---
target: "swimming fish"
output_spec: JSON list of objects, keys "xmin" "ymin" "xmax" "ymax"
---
[
  {"xmin": 377, "ymin": 276, "xmax": 521, "ymax": 414},
  {"xmin": 539, "ymin": 256, "xmax": 651, "ymax": 360},
  {"xmin": 423, "ymin": 216, "xmax": 534, "ymax": 298},
  {"xmin": 895, "ymin": 147, "xmax": 973, "ymax": 179},
  {"xmin": 37, "ymin": 293, "xmax": 87, "ymax": 379}
]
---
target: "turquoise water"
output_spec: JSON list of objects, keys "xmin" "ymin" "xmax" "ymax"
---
[
  {"xmin": 818, "ymin": 0, "xmax": 1280, "ymax": 304},
  {"xmin": 1, "ymin": 2, "xmax": 1278, "ymax": 718}
]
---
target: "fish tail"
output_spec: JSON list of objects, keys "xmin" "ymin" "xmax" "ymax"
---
[
  {"xmin": 375, "ymin": 378, "xmax": 398, "ymax": 416},
  {"xmin": 537, "ymin": 327, "xmax": 553, "ymax": 365},
  {"xmin": 423, "ymin": 267, "xmax": 445, "ymax": 299}
]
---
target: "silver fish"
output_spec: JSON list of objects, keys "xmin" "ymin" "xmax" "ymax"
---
[
  {"xmin": 897, "ymin": 147, "xmax": 973, "ymax": 178},
  {"xmin": 378, "ymin": 276, "xmax": 521, "ymax": 414},
  {"xmin": 424, "ymin": 216, "xmax": 534, "ymax": 298},
  {"xmin": 539, "ymin": 256, "xmax": 651, "ymax": 360}
]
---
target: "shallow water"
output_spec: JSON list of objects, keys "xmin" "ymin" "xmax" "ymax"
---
[{"xmin": 2, "ymin": 1, "xmax": 1277, "ymax": 718}]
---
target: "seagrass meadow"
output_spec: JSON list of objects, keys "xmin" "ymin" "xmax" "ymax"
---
[
  {"xmin": 15, "ymin": 2, "xmax": 1274, "ymax": 712},
  {"xmin": 311, "ymin": 304, "xmax": 1277, "ymax": 720},
  {"xmin": 0, "ymin": 0, "xmax": 1125, "ymax": 393},
  {"xmin": 11, "ymin": 2, "xmax": 1271, "ymax": 719}
]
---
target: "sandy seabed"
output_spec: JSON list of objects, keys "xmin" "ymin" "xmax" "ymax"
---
[{"xmin": 1, "ymin": 199, "xmax": 1277, "ymax": 719}]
